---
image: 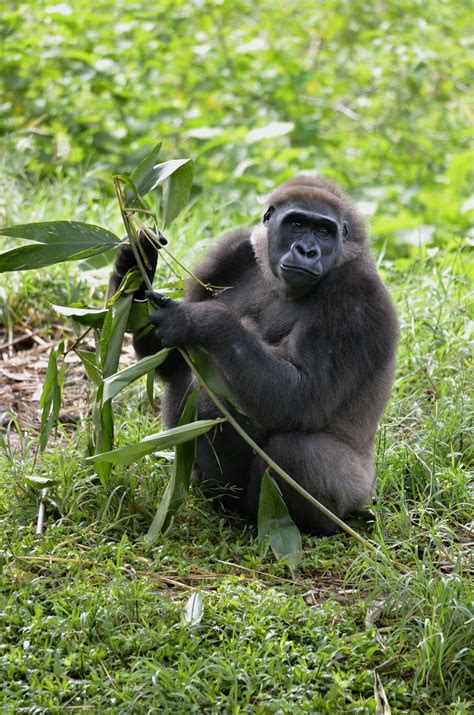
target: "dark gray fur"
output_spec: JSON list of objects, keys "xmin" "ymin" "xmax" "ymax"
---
[{"xmin": 108, "ymin": 176, "xmax": 399, "ymax": 534}]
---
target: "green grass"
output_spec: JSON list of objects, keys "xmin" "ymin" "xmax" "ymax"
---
[
  {"xmin": 0, "ymin": 175, "xmax": 472, "ymax": 713},
  {"xmin": 1, "ymin": 0, "xmax": 473, "ymax": 706}
]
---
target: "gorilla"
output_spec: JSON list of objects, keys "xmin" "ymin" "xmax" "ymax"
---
[{"xmin": 109, "ymin": 176, "xmax": 398, "ymax": 534}]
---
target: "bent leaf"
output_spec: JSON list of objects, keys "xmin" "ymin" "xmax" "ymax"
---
[
  {"xmin": 0, "ymin": 221, "xmax": 120, "ymax": 272},
  {"xmin": 24, "ymin": 475, "xmax": 58, "ymax": 489},
  {"xmin": 159, "ymin": 159, "xmax": 194, "ymax": 227},
  {"xmin": 258, "ymin": 470, "xmax": 302, "ymax": 565},
  {"xmin": 183, "ymin": 592, "xmax": 204, "ymax": 629},
  {"xmin": 52, "ymin": 304, "xmax": 108, "ymax": 328},
  {"xmin": 102, "ymin": 348, "xmax": 172, "ymax": 403},
  {"xmin": 125, "ymin": 141, "xmax": 162, "ymax": 204},
  {"xmin": 147, "ymin": 390, "xmax": 198, "ymax": 540},
  {"xmin": 79, "ymin": 248, "xmax": 118, "ymax": 271},
  {"xmin": 89, "ymin": 418, "xmax": 224, "ymax": 465}
]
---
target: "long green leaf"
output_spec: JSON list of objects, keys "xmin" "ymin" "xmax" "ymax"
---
[
  {"xmin": 90, "ymin": 295, "xmax": 133, "ymax": 483},
  {"xmin": 38, "ymin": 342, "xmax": 65, "ymax": 451},
  {"xmin": 0, "ymin": 243, "xmax": 115, "ymax": 272},
  {"xmin": 0, "ymin": 221, "xmax": 120, "ymax": 246},
  {"xmin": 0, "ymin": 221, "xmax": 121, "ymax": 272},
  {"xmin": 100, "ymin": 294, "xmax": 133, "ymax": 378},
  {"xmin": 93, "ymin": 392, "xmax": 114, "ymax": 485},
  {"xmin": 39, "ymin": 346, "xmax": 59, "ymax": 451},
  {"xmin": 258, "ymin": 470, "xmax": 302, "ymax": 565},
  {"xmin": 89, "ymin": 418, "xmax": 225, "ymax": 465},
  {"xmin": 147, "ymin": 391, "xmax": 198, "ymax": 540},
  {"xmin": 102, "ymin": 348, "xmax": 171, "ymax": 403}
]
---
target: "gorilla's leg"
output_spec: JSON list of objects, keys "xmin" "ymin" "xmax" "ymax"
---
[
  {"xmin": 194, "ymin": 414, "xmax": 263, "ymax": 512},
  {"xmin": 245, "ymin": 432, "xmax": 374, "ymax": 535}
]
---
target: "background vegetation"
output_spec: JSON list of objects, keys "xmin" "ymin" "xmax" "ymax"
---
[{"xmin": 1, "ymin": 0, "xmax": 472, "ymax": 712}]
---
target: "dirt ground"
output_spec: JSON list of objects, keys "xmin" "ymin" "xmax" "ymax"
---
[{"xmin": 0, "ymin": 330, "xmax": 134, "ymax": 447}]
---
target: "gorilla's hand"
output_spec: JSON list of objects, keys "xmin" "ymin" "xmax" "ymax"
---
[
  {"xmin": 146, "ymin": 290, "xmax": 233, "ymax": 349},
  {"xmin": 147, "ymin": 291, "xmax": 198, "ymax": 348},
  {"xmin": 108, "ymin": 230, "xmax": 167, "ymax": 300}
]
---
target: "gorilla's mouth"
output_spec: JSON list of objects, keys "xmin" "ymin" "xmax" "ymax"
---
[{"xmin": 280, "ymin": 263, "xmax": 322, "ymax": 279}]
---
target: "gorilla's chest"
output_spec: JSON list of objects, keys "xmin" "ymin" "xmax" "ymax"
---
[
  {"xmin": 216, "ymin": 273, "xmax": 302, "ymax": 345},
  {"xmin": 254, "ymin": 298, "xmax": 300, "ymax": 343}
]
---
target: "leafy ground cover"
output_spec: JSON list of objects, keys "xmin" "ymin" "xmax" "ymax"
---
[{"xmin": 1, "ymin": 0, "xmax": 473, "ymax": 712}]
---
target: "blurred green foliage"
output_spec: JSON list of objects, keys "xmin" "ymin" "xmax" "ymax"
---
[{"xmin": 2, "ymin": 0, "xmax": 473, "ymax": 252}]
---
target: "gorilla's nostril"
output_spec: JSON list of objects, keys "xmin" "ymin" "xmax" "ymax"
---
[{"xmin": 307, "ymin": 250, "xmax": 317, "ymax": 258}]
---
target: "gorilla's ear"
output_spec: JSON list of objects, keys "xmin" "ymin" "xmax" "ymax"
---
[
  {"xmin": 263, "ymin": 205, "xmax": 275, "ymax": 223},
  {"xmin": 342, "ymin": 221, "xmax": 349, "ymax": 238}
]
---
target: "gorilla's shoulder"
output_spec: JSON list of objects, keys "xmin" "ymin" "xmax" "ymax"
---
[
  {"xmin": 210, "ymin": 226, "xmax": 254, "ymax": 261},
  {"xmin": 186, "ymin": 227, "xmax": 255, "ymax": 301}
]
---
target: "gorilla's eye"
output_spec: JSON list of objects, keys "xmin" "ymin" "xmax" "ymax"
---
[
  {"xmin": 292, "ymin": 221, "xmax": 302, "ymax": 228},
  {"xmin": 317, "ymin": 224, "xmax": 332, "ymax": 238}
]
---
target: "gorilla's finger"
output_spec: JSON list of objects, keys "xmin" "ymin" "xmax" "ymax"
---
[
  {"xmin": 145, "ymin": 290, "xmax": 175, "ymax": 308},
  {"xmin": 137, "ymin": 228, "xmax": 167, "ymax": 248}
]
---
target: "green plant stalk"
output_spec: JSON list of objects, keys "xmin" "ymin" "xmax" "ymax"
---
[
  {"xmin": 113, "ymin": 177, "xmax": 153, "ymax": 281},
  {"xmin": 133, "ymin": 218, "xmax": 215, "ymax": 292}
]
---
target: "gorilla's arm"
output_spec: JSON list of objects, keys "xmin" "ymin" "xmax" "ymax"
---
[
  {"xmin": 147, "ymin": 271, "xmax": 397, "ymax": 431},
  {"xmin": 108, "ymin": 229, "xmax": 254, "ymax": 379},
  {"xmin": 107, "ymin": 238, "xmax": 185, "ymax": 379}
]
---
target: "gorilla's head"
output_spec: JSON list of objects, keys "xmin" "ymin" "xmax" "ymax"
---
[{"xmin": 251, "ymin": 176, "xmax": 367, "ymax": 294}]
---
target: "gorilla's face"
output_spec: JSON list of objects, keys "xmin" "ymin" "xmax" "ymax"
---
[{"xmin": 265, "ymin": 203, "xmax": 345, "ymax": 289}]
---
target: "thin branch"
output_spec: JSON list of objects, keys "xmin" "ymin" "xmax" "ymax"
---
[
  {"xmin": 132, "ymin": 218, "xmax": 216, "ymax": 293},
  {"xmin": 113, "ymin": 178, "xmax": 154, "ymax": 292}
]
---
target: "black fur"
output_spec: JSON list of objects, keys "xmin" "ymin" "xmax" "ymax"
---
[{"xmin": 109, "ymin": 177, "xmax": 399, "ymax": 534}]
